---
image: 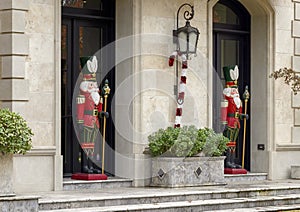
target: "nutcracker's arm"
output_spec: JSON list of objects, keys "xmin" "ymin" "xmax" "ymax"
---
[
  {"xmin": 77, "ymin": 94, "xmax": 85, "ymax": 124},
  {"xmin": 221, "ymin": 98, "xmax": 228, "ymax": 125},
  {"xmin": 97, "ymin": 96, "xmax": 109, "ymax": 119},
  {"xmin": 239, "ymin": 103, "xmax": 249, "ymax": 120}
]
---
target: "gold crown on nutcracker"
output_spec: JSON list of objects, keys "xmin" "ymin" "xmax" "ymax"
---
[
  {"xmin": 223, "ymin": 65, "xmax": 239, "ymax": 88},
  {"xmin": 80, "ymin": 56, "xmax": 98, "ymax": 81}
]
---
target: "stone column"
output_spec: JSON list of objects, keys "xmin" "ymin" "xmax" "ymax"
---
[
  {"xmin": 0, "ymin": 0, "xmax": 29, "ymax": 195},
  {"xmin": 292, "ymin": 0, "xmax": 300, "ymax": 144},
  {"xmin": 0, "ymin": 0, "xmax": 29, "ymax": 106}
]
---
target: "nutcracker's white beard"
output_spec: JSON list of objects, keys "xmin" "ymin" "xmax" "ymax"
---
[
  {"xmin": 90, "ymin": 91, "xmax": 100, "ymax": 105},
  {"xmin": 233, "ymin": 94, "xmax": 241, "ymax": 108}
]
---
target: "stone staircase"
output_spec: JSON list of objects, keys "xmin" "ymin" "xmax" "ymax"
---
[
  {"xmin": 63, "ymin": 177, "xmax": 133, "ymax": 191},
  {"xmin": 37, "ymin": 175, "xmax": 300, "ymax": 212}
]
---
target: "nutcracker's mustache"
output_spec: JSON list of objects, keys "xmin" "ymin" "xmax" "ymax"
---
[
  {"xmin": 88, "ymin": 87, "xmax": 99, "ymax": 93},
  {"xmin": 232, "ymin": 93, "xmax": 239, "ymax": 98}
]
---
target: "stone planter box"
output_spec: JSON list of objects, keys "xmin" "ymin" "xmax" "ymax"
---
[
  {"xmin": 151, "ymin": 156, "xmax": 225, "ymax": 187},
  {"xmin": 0, "ymin": 153, "xmax": 14, "ymax": 196}
]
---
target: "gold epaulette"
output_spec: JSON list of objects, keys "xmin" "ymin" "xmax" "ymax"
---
[{"xmin": 77, "ymin": 95, "xmax": 85, "ymax": 104}]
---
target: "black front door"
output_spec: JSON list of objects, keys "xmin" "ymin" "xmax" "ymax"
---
[
  {"xmin": 213, "ymin": 0, "xmax": 251, "ymax": 170},
  {"xmin": 61, "ymin": 1, "xmax": 115, "ymax": 176}
]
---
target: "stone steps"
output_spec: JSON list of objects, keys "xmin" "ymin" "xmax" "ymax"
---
[
  {"xmin": 38, "ymin": 181, "xmax": 300, "ymax": 211},
  {"xmin": 224, "ymin": 172, "xmax": 268, "ymax": 183},
  {"xmin": 40, "ymin": 193, "xmax": 300, "ymax": 211},
  {"xmin": 210, "ymin": 204, "xmax": 300, "ymax": 211},
  {"xmin": 62, "ymin": 172, "xmax": 267, "ymax": 191},
  {"xmin": 63, "ymin": 177, "xmax": 133, "ymax": 191},
  {"xmin": 0, "ymin": 195, "xmax": 39, "ymax": 211}
]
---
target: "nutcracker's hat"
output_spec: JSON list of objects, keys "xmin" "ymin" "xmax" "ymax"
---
[
  {"xmin": 223, "ymin": 65, "xmax": 239, "ymax": 88},
  {"xmin": 80, "ymin": 56, "xmax": 98, "ymax": 81}
]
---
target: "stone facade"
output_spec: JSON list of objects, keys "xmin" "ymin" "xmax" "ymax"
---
[
  {"xmin": 0, "ymin": 0, "xmax": 299, "ymax": 193},
  {"xmin": 0, "ymin": 0, "xmax": 62, "ymax": 193}
]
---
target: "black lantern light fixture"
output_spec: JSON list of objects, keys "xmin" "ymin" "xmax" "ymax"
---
[{"xmin": 173, "ymin": 3, "xmax": 200, "ymax": 57}]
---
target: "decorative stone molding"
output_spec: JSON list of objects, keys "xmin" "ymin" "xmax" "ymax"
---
[
  {"xmin": 292, "ymin": 2, "xmax": 300, "ymax": 145},
  {"xmin": 291, "ymin": 165, "xmax": 300, "ymax": 179},
  {"xmin": 1, "ymin": 56, "xmax": 25, "ymax": 79},
  {"xmin": 0, "ymin": 79, "xmax": 29, "ymax": 101},
  {"xmin": 292, "ymin": 126, "xmax": 300, "ymax": 143},
  {"xmin": 13, "ymin": 146, "xmax": 56, "ymax": 157},
  {"xmin": 296, "ymin": 3, "xmax": 300, "ymax": 20},
  {"xmin": 0, "ymin": 0, "xmax": 28, "ymax": 105},
  {"xmin": 295, "ymin": 109, "xmax": 300, "ymax": 125},
  {"xmin": 0, "ymin": 0, "xmax": 29, "ymax": 11},
  {"xmin": 292, "ymin": 56, "xmax": 300, "ymax": 71},
  {"xmin": 0, "ymin": 10, "xmax": 26, "ymax": 33},
  {"xmin": 293, "ymin": 20, "xmax": 300, "ymax": 37},
  {"xmin": 292, "ymin": 93, "xmax": 300, "ymax": 108},
  {"xmin": 0, "ymin": 34, "xmax": 28, "ymax": 56},
  {"xmin": 276, "ymin": 143, "xmax": 300, "ymax": 151}
]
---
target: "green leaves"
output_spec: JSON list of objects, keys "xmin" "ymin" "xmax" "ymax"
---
[
  {"xmin": 202, "ymin": 132, "xmax": 229, "ymax": 157},
  {"xmin": 148, "ymin": 125, "xmax": 229, "ymax": 157},
  {"xmin": 0, "ymin": 108, "xmax": 33, "ymax": 154}
]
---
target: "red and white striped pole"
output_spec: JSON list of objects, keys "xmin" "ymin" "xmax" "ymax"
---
[{"xmin": 169, "ymin": 51, "xmax": 188, "ymax": 128}]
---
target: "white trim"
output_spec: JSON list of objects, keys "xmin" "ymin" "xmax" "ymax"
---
[
  {"xmin": 14, "ymin": 146, "xmax": 56, "ymax": 156},
  {"xmin": 207, "ymin": 0, "xmax": 218, "ymax": 129},
  {"xmin": 276, "ymin": 143, "xmax": 300, "ymax": 151},
  {"xmin": 54, "ymin": 0, "xmax": 63, "ymax": 191}
]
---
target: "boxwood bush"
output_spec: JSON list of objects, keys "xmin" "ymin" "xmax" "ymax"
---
[
  {"xmin": 0, "ymin": 108, "xmax": 33, "ymax": 154},
  {"xmin": 148, "ymin": 125, "xmax": 228, "ymax": 157}
]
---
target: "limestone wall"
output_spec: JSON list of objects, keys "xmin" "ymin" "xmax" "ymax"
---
[
  {"xmin": 269, "ymin": 0, "xmax": 300, "ymax": 179},
  {"xmin": 0, "ymin": 0, "xmax": 62, "ymax": 192},
  {"xmin": 139, "ymin": 0, "xmax": 209, "ymax": 147}
]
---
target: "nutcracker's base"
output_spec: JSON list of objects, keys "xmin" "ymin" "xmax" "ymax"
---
[
  {"xmin": 224, "ymin": 168, "xmax": 247, "ymax": 174},
  {"xmin": 71, "ymin": 173, "xmax": 108, "ymax": 180}
]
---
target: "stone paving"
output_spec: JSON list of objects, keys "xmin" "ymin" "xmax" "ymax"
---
[{"xmin": 3, "ymin": 178, "xmax": 298, "ymax": 211}]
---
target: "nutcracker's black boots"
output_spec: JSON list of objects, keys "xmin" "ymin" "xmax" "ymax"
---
[
  {"xmin": 225, "ymin": 149, "xmax": 236, "ymax": 168},
  {"xmin": 225, "ymin": 149, "xmax": 242, "ymax": 169},
  {"xmin": 81, "ymin": 153, "xmax": 101, "ymax": 174},
  {"xmin": 82, "ymin": 153, "xmax": 93, "ymax": 174}
]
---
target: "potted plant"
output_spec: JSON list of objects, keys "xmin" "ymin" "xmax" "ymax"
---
[
  {"xmin": 148, "ymin": 125, "xmax": 229, "ymax": 187},
  {"xmin": 0, "ymin": 108, "xmax": 33, "ymax": 196}
]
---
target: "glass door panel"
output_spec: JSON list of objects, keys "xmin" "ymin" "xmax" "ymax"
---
[
  {"xmin": 61, "ymin": 18, "xmax": 112, "ymax": 176},
  {"xmin": 220, "ymin": 39, "xmax": 240, "ymax": 86},
  {"xmin": 213, "ymin": 33, "xmax": 250, "ymax": 169}
]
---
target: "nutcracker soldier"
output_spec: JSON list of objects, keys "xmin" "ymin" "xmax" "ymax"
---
[
  {"xmin": 222, "ymin": 65, "xmax": 248, "ymax": 173},
  {"xmin": 76, "ymin": 56, "xmax": 109, "ymax": 175}
]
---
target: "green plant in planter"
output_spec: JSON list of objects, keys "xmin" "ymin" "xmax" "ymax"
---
[
  {"xmin": 170, "ymin": 125, "xmax": 198, "ymax": 157},
  {"xmin": 148, "ymin": 125, "xmax": 229, "ymax": 157},
  {"xmin": 148, "ymin": 127, "xmax": 180, "ymax": 157},
  {"xmin": 0, "ymin": 108, "xmax": 33, "ymax": 154},
  {"xmin": 202, "ymin": 132, "xmax": 229, "ymax": 157}
]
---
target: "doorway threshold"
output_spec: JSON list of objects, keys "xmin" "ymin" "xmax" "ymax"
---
[
  {"xmin": 63, "ymin": 177, "xmax": 133, "ymax": 191},
  {"xmin": 225, "ymin": 172, "xmax": 268, "ymax": 183}
]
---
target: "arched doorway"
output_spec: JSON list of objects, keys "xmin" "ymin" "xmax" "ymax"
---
[
  {"xmin": 61, "ymin": 0, "xmax": 115, "ymax": 176},
  {"xmin": 213, "ymin": 0, "xmax": 251, "ymax": 170}
]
